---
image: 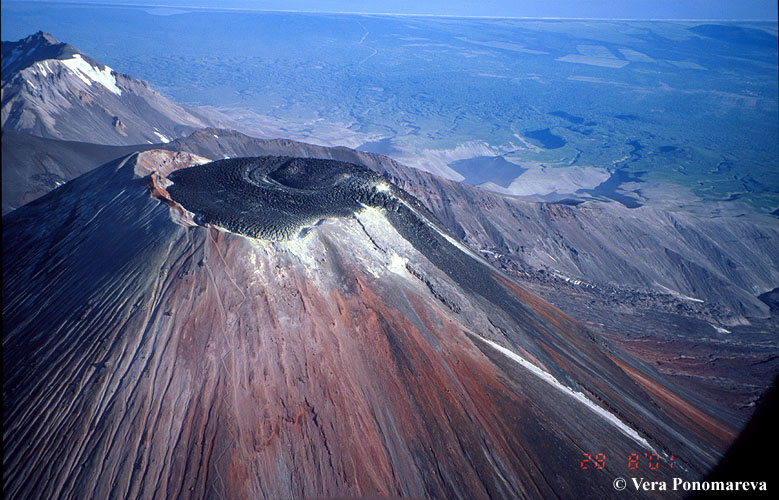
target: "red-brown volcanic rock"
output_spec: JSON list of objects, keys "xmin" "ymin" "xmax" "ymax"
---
[{"xmin": 3, "ymin": 151, "xmax": 731, "ymax": 499}]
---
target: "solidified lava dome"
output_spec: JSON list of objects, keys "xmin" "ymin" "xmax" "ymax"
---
[{"xmin": 166, "ymin": 156, "xmax": 402, "ymax": 240}]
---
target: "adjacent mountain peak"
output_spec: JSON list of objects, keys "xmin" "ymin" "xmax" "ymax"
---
[
  {"xmin": 1, "ymin": 31, "xmax": 83, "ymax": 75},
  {"xmin": 1, "ymin": 32, "xmax": 211, "ymax": 145},
  {"xmin": 19, "ymin": 30, "xmax": 62, "ymax": 49},
  {"xmin": 3, "ymin": 31, "xmax": 122, "ymax": 97}
]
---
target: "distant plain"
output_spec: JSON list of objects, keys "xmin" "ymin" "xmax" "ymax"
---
[{"xmin": 3, "ymin": 1, "xmax": 778, "ymax": 212}]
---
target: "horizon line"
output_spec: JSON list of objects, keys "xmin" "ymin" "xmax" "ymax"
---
[{"xmin": 4, "ymin": 1, "xmax": 778, "ymax": 22}]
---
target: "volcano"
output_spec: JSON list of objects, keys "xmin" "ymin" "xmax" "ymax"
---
[{"xmin": 3, "ymin": 150, "xmax": 734, "ymax": 499}]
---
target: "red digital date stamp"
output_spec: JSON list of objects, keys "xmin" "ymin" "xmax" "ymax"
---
[{"xmin": 579, "ymin": 452, "xmax": 674, "ymax": 470}]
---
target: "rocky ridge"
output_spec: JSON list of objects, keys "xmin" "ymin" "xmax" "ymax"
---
[{"xmin": 1, "ymin": 32, "xmax": 211, "ymax": 145}]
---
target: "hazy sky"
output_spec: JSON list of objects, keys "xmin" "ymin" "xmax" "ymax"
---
[{"xmin": 10, "ymin": 0, "xmax": 779, "ymax": 20}]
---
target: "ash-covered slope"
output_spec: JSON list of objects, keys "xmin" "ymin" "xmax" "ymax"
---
[
  {"xmin": 1, "ymin": 32, "xmax": 209, "ymax": 145},
  {"xmin": 3, "ymin": 152, "xmax": 731, "ymax": 499},
  {"xmin": 1, "ymin": 130, "xmax": 142, "ymax": 213}
]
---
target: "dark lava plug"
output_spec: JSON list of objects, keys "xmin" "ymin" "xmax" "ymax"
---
[{"xmin": 166, "ymin": 156, "xmax": 400, "ymax": 240}]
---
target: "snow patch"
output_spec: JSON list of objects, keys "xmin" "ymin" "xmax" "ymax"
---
[
  {"xmin": 388, "ymin": 253, "xmax": 408, "ymax": 276},
  {"xmin": 551, "ymin": 272, "xmax": 598, "ymax": 289},
  {"xmin": 35, "ymin": 61, "xmax": 53, "ymax": 78},
  {"xmin": 60, "ymin": 54, "xmax": 122, "ymax": 95},
  {"xmin": 655, "ymin": 283, "xmax": 704, "ymax": 303},
  {"xmin": 711, "ymin": 324, "xmax": 731, "ymax": 334},
  {"xmin": 477, "ymin": 336, "xmax": 656, "ymax": 453},
  {"xmin": 153, "ymin": 131, "xmax": 170, "ymax": 143}
]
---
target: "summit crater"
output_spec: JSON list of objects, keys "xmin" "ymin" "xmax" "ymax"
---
[{"xmin": 166, "ymin": 156, "xmax": 404, "ymax": 241}]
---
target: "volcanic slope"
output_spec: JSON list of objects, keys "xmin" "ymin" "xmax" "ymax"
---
[
  {"xmin": 6, "ymin": 126, "xmax": 777, "ymax": 323},
  {"xmin": 4, "ymin": 151, "xmax": 733, "ymax": 499},
  {"xmin": 1, "ymin": 32, "xmax": 210, "ymax": 145},
  {"xmin": 1, "ymin": 130, "xmax": 143, "ymax": 214},
  {"xmin": 163, "ymin": 129, "xmax": 779, "ymax": 323},
  {"xmin": 5, "ymin": 126, "xmax": 775, "ymax": 425}
]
